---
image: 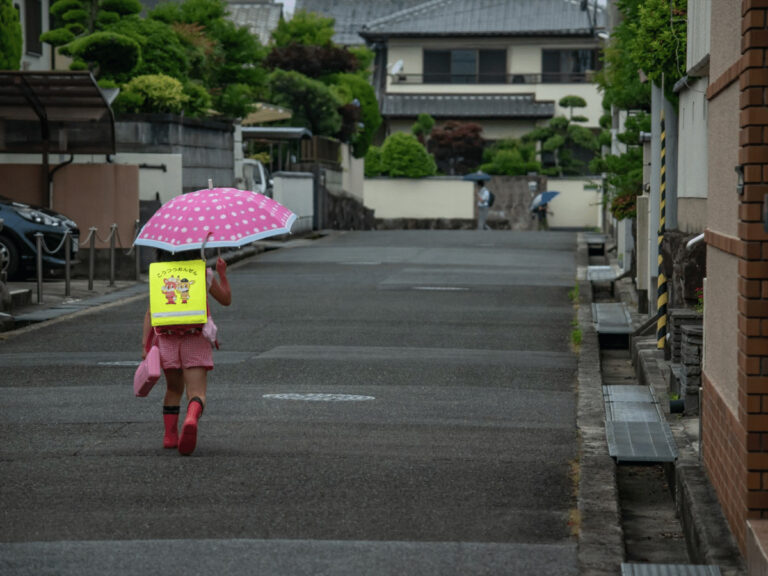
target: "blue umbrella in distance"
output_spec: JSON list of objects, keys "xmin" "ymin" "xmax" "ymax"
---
[
  {"xmin": 463, "ymin": 171, "xmax": 491, "ymax": 182},
  {"xmin": 530, "ymin": 191, "xmax": 560, "ymax": 211}
]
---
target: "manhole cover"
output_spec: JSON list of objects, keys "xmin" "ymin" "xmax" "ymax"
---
[{"xmin": 263, "ymin": 393, "xmax": 375, "ymax": 402}]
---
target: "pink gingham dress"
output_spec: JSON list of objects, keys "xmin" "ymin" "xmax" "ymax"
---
[{"xmin": 155, "ymin": 269, "xmax": 215, "ymax": 371}]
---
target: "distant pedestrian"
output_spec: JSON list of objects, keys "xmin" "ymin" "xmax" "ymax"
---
[
  {"xmin": 477, "ymin": 181, "xmax": 491, "ymax": 230},
  {"xmin": 141, "ymin": 250, "xmax": 231, "ymax": 455},
  {"xmin": 535, "ymin": 204, "xmax": 551, "ymax": 231}
]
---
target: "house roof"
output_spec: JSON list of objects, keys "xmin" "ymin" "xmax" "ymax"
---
[
  {"xmin": 361, "ymin": 0, "xmax": 605, "ymax": 39},
  {"xmin": 226, "ymin": 1, "xmax": 283, "ymax": 45},
  {"xmin": 381, "ymin": 93, "xmax": 554, "ymax": 119},
  {"xmin": 294, "ymin": 0, "xmax": 414, "ymax": 45}
]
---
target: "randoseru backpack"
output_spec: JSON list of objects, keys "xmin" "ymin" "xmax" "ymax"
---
[{"xmin": 487, "ymin": 189, "xmax": 495, "ymax": 207}]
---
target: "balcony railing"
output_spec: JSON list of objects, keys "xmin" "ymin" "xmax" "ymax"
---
[{"xmin": 391, "ymin": 72, "xmax": 596, "ymax": 85}]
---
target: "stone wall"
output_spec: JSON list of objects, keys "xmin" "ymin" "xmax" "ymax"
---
[{"xmin": 660, "ymin": 229, "xmax": 707, "ymax": 309}]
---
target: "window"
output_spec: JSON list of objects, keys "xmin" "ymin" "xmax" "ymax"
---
[
  {"xmin": 424, "ymin": 49, "xmax": 507, "ymax": 84},
  {"xmin": 24, "ymin": 0, "xmax": 42, "ymax": 55},
  {"xmin": 542, "ymin": 49, "xmax": 600, "ymax": 83},
  {"xmin": 478, "ymin": 50, "xmax": 507, "ymax": 84}
]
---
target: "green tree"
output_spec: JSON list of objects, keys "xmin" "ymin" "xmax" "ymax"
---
[
  {"xmin": 595, "ymin": 0, "xmax": 650, "ymax": 111},
  {"xmin": 524, "ymin": 115, "xmax": 598, "ymax": 177},
  {"xmin": 590, "ymin": 111, "xmax": 650, "ymax": 219},
  {"xmin": 559, "ymin": 95, "xmax": 588, "ymax": 122},
  {"xmin": 590, "ymin": 0, "xmax": 686, "ymax": 220},
  {"xmin": 106, "ymin": 16, "xmax": 190, "ymax": 81},
  {"xmin": 480, "ymin": 139, "xmax": 541, "ymax": 176},
  {"xmin": 61, "ymin": 31, "xmax": 141, "ymax": 78},
  {"xmin": 267, "ymin": 69, "xmax": 342, "ymax": 136},
  {"xmin": 328, "ymin": 73, "xmax": 381, "ymax": 158},
  {"xmin": 150, "ymin": 0, "xmax": 267, "ymax": 117},
  {"xmin": 265, "ymin": 11, "xmax": 381, "ymax": 154},
  {"xmin": 271, "ymin": 9, "xmax": 335, "ymax": 47},
  {"xmin": 631, "ymin": 0, "xmax": 687, "ymax": 102},
  {"xmin": 380, "ymin": 132, "xmax": 437, "ymax": 178},
  {"xmin": 0, "ymin": 0, "xmax": 22, "ymax": 70},
  {"xmin": 43, "ymin": 0, "xmax": 143, "ymax": 77},
  {"xmin": 411, "ymin": 113, "xmax": 434, "ymax": 146}
]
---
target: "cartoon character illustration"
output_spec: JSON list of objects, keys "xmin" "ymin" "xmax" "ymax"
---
[
  {"xmin": 177, "ymin": 277, "xmax": 195, "ymax": 304},
  {"xmin": 161, "ymin": 276, "xmax": 179, "ymax": 305}
]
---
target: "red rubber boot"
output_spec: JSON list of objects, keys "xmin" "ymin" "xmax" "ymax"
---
[
  {"xmin": 163, "ymin": 406, "xmax": 180, "ymax": 449},
  {"xmin": 178, "ymin": 397, "xmax": 204, "ymax": 455}
]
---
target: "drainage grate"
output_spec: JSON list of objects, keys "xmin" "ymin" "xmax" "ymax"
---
[
  {"xmin": 587, "ymin": 265, "xmax": 620, "ymax": 282},
  {"xmin": 606, "ymin": 422, "xmax": 678, "ymax": 463},
  {"xmin": 604, "ymin": 385, "xmax": 678, "ymax": 464},
  {"xmin": 621, "ymin": 563, "xmax": 721, "ymax": 575},
  {"xmin": 593, "ymin": 302, "xmax": 633, "ymax": 334}
]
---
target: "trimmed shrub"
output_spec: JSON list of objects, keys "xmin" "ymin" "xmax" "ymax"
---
[
  {"xmin": 40, "ymin": 27, "xmax": 76, "ymax": 46},
  {"xmin": 113, "ymin": 74, "xmax": 189, "ymax": 114},
  {"xmin": 64, "ymin": 31, "xmax": 141, "ymax": 77},
  {"xmin": 364, "ymin": 146, "xmax": 383, "ymax": 177},
  {"xmin": 99, "ymin": 0, "xmax": 142, "ymax": 16},
  {"xmin": 380, "ymin": 133, "xmax": 437, "ymax": 178}
]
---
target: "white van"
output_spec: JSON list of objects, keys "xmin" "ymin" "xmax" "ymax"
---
[{"xmin": 242, "ymin": 159, "xmax": 273, "ymax": 197}]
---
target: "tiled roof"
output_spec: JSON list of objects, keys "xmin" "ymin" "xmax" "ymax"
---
[
  {"xmin": 362, "ymin": 0, "xmax": 606, "ymax": 38},
  {"xmin": 381, "ymin": 93, "xmax": 554, "ymax": 119},
  {"xmin": 295, "ymin": 0, "xmax": 414, "ymax": 45},
  {"xmin": 226, "ymin": 1, "xmax": 283, "ymax": 45}
]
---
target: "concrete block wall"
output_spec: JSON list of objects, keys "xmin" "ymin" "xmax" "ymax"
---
[{"xmin": 115, "ymin": 114, "xmax": 235, "ymax": 194}]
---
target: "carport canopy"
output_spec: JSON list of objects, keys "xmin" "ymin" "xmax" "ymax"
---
[
  {"xmin": 241, "ymin": 126, "xmax": 312, "ymax": 172},
  {"xmin": 0, "ymin": 70, "xmax": 115, "ymax": 155},
  {"xmin": 241, "ymin": 126, "xmax": 312, "ymax": 141}
]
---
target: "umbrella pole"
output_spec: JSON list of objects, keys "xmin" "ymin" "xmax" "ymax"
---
[{"xmin": 201, "ymin": 233, "xmax": 209, "ymax": 262}]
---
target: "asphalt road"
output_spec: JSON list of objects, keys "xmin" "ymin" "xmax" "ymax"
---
[{"xmin": 0, "ymin": 229, "xmax": 580, "ymax": 575}]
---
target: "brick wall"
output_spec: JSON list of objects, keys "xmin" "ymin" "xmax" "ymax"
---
[
  {"xmin": 703, "ymin": 0, "xmax": 768, "ymax": 554},
  {"xmin": 740, "ymin": 0, "xmax": 768, "ymax": 543},
  {"xmin": 703, "ymin": 372, "xmax": 748, "ymax": 549}
]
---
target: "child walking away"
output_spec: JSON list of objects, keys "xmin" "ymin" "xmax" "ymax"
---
[{"xmin": 141, "ymin": 251, "xmax": 231, "ymax": 455}]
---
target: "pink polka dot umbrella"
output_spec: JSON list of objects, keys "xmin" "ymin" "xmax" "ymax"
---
[{"xmin": 133, "ymin": 187, "xmax": 297, "ymax": 253}]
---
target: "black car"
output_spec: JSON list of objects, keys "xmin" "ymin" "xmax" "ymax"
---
[{"xmin": 0, "ymin": 195, "xmax": 80, "ymax": 280}]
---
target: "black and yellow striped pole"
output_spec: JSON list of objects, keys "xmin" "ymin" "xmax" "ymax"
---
[{"xmin": 656, "ymin": 108, "xmax": 668, "ymax": 349}]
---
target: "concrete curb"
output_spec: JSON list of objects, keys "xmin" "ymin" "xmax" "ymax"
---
[{"xmin": 576, "ymin": 234, "xmax": 625, "ymax": 575}]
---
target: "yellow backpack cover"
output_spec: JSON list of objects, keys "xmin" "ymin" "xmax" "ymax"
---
[{"xmin": 149, "ymin": 259, "xmax": 207, "ymax": 327}]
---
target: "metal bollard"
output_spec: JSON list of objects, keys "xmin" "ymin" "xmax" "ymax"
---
[
  {"xmin": 64, "ymin": 230, "xmax": 71, "ymax": 298},
  {"xmin": 134, "ymin": 219, "xmax": 141, "ymax": 281},
  {"xmin": 88, "ymin": 227, "xmax": 97, "ymax": 291},
  {"xmin": 109, "ymin": 223, "xmax": 117, "ymax": 287},
  {"xmin": 34, "ymin": 233, "xmax": 43, "ymax": 304}
]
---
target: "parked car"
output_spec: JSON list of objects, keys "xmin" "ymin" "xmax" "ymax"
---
[{"xmin": 0, "ymin": 195, "xmax": 80, "ymax": 280}]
